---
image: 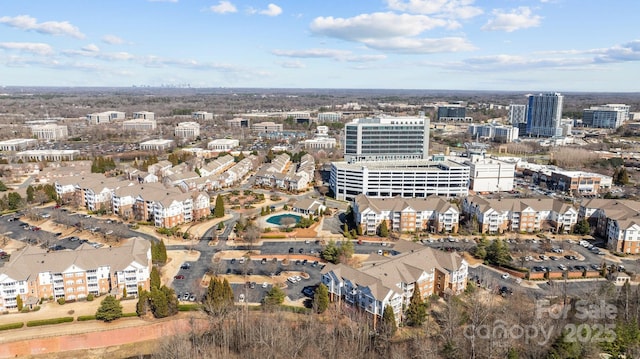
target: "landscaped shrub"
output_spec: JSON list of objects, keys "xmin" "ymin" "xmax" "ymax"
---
[
  {"xmin": 178, "ymin": 304, "xmax": 201, "ymax": 312},
  {"xmin": 86, "ymin": 293, "xmax": 94, "ymax": 301},
  {"xmin": 122, "ymin": 312, "xmax": 138, "ymax": 318},
  {"xmin": 77, "ymin": 315, "xmax": 96, "ymax": 321},
  {"xmin": 57, "ymin": 298, "xmax": 65, "ymax": 305},
  {"xmin": 26, "ymin": 317, "xmax": 74, "ymax": 327},
  {"xmin": 0, "ymin": 322, "xmax": 24, "ymax": 331}
]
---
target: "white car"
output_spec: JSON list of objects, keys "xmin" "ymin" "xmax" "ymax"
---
[
  {"xmin": 501, "ymin": 273, "xmax": 510, "ymax": 279},
  {"xmin": 239, "ymin": 294, "xmax": 245, "ymax": 303},
  {"xmin": 262, "ymin": 282, "xmax": 268, "ymax": 288}
]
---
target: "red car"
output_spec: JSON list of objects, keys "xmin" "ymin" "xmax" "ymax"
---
[{"xmin": 174, "ymin": 275, "xmax": 185, "ymax": 280}]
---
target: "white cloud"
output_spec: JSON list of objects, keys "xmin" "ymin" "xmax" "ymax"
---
[
  {"xmin": 260, "ymin": 4, "xmax": 282, "ymax": 17},
  {"xmin": 482, "ymin": 7, "xmax": 541, "ymax": 32},
  {"xmin": 386, "ymin": 0, "xmax": 483, "ymax": 19},
  {"xmin": 209, "ymin": 1, "xmax": 237, "ymax": 14},
  {"xmin": 102, "ymin": 35, "xmax": 125, "ymax": 45},
  {"xmin": 310, "ymin": 12, "xmax": 450, "ymax": 41},
  {"xmin": 363, "ymin": 37, "xmax": 475, "ymax": 54},
  {"xmin": 82, "ymin": 44, "xmax": 100, "ymax": 52},
  {"xmin": 272, "ymin": 48, "xmax": 386, "ymax": 62},
  {"xmin": 0, "ymin": 15, "xmax": 85, "ymax": 39},
  {"xmin": 0, "ymin": 42, "xmax": 54, "ymax": 55},
  {"xmin": 277, "ymin": 60, "xmax": 305, "ymax": 69},
  {"xmin": 594, "ymin": 40, "xmax": 640, "ymax": 63}
]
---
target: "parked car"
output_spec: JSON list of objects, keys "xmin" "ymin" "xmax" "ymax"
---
[
  {"xmin": 239, "ymin": 294, "xmax": 245, "ymax": 303},
  {"xmin": 501, "ymin": 273, "xmax": 510, "ymax": 279},
  {"xmin": 174, "ymin": 275, "xmax": 185, "ymax": 280}
]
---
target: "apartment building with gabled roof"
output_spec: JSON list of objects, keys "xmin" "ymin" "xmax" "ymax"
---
[
  {"xmin": 321, "ymin": 244, "xmax": 467, "ymax": 324},
  {"xmin": 462, "ymin": 196, "xmax": 578, "ymax": 234},
  {"xmin": 353, "ymin": 194, "xmax": 460, "ymax": 235},
  {"xmin": 579, "ymin": 198, "xmax": 640, "ymax": 253},
  {"xmin": 0, "ymin": 237, "xmax": 151, "ymax": 311},
  {"xmin": 198, "ymin": 154, "xmax": 234, "ymax": 177}
]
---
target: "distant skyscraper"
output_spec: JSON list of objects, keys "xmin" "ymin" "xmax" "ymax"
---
[
  {"xmin": 509, "ymin": 104, "xmax": 526, "ymax": 125},
  {"xmin": 344, "ymin": 115, "xmax": 429, "ymax": 163},
  {"xmin": 526, "ymin": 93, "xmax": 564, "ymax": 137}
]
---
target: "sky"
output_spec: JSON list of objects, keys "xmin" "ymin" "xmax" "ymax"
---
[{"xmin": 0, "ymin": 0, "xmax": 639, "ymax": 92}]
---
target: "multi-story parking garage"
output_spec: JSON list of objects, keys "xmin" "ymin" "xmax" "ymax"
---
[{"xmin": 330, "ymin": 158, "xmax": 470, "ymax": 201}]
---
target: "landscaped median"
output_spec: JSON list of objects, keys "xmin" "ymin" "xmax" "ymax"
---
[{"xmin": 0, "ymin": 322, "xmax": 24, "ymax": 331}]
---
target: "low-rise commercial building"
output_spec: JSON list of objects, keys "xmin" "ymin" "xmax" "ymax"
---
[
  {"xmin": 0, "ymin": 139, "xmax": 38, "ymax": 151},
  {"xmin": 86, "ymin": 111, "xmax": 125, "ymax": 124},
  {"xmin": 133, "ymin": 111, "xmax": 155, "ymax": 121},
  {"xmin": 15, "ymin": 149, "xmax": 79, "ymax": 161},
  {"xmin": 123, "ymin": 119, "xmax": 157, "ymax": 131},
  {"xmin": 192, "ymin": 111, "xmax": 213, "ymax": 121},
  {"xmin": 139, "ymin": 139, "xmax": 174, "ymax": 151},
  {"xmin": 174, "ymin": 122, "xmax": 200, "ymax": 139},
  {"xmin": 207, "ymin": 138, "xmax": 239, "ymax": 151},
  {"xmin": 251, "ymin": 121, "xmax": 283, "ymax": 133},
  {"xmin": 31, "ymin": 124, "xmax": 68, "ymax": 140}
]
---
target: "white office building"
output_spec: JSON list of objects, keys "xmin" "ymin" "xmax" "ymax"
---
[
  {"xmin": 304, "ymin": 125, "xmax": 337, "ymax": 149},
  {"xmin": 252, "ymin": 122, "xmax": 283, "ymax": 132},
  {"xmin": 344, "ymin": 115, "xmax": 430, "ymax": 163},
  {"xmin": 133, "ymin": 111, "xmax": 155, "ymax": 121},
  {"xmin": 468, "ymin": 123, "xmax": 519, "ymax": 143},
  {"xmin": 86, "ymin": 111, "xmax": 125, "ymax": 124},
  {"xmin": 31, "ymin": 124, "xmax": 68, "ymax": 140},
  {"xmin": 174, "ymin": 122, "xmax": 200, "ymax": 139},
  {"xmin": 318, "ymin": 112, "xmax": 342, "ymax": 122},
  {"xmin": 140, "ymin": 139, "xmax": 174, "ymax": 151},
  {"xmin": 583, "ymin": 104, "xmax": 630, "ymax": 129},
  {"xmin": 0, "ymin": 139, "xmax": 38, "ymax": 151},
  {"xmin": 330, "ymin": 158, "xmax": 469, "ymax": 201},
  {"xmin": 207, "ymin": 138, "xmax": 239, "ymax": 151},
  {"xmin": 192, "ymin": 111, "xmax": 213, "ymax": 121},
  {"xmin": 123, "ymin": 119, "xmax": 157, "ymax": 131},
  {"xmin": 460, "ymin": 156, "xmax": 515, "ymax": 193}
]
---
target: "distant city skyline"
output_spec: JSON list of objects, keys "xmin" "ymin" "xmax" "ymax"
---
[{"xmin": 0, "ymin": 1, "xmax": 639, "ymax": 91}]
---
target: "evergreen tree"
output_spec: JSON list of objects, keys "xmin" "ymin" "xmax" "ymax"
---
[
  {"xmin": 263, "ymin": 285, "xmax": 285, "ymax": 306},
  {"xmin": 379, "ymin": 221, "xmax": 389, "ymax": 237},
  {"xmin": 321, "ymin": 240, "xmax": 341, "ymax": 264},
  {"xmin": 205, "ymin": 277, "xmax": 234, "ymax": 314},
  {"xmin": 160, "ymin": 285, "xmax": 179, "ymax": 316},
  {"xmin": 0, "ymin": 180, "xmax": 7, "ymax": 192},
  {"xmin": 214, "ymin": 195, "xmax": 225, "ymax": 218},
  {"xmin": 136, "ymin": 289, "xmax": 149, "ymax": 316},
  {"xmin": 150, "ymin": 266, "xmax": 161, "ymax": 289},
  {"xmin": 381, "ymin": 305, "xmax": 397, "ymax": 336},
  {"xmin": 96, "ymin": 295, "xmax": 123, "ymax": 322},
  {"xmin": 149, "ymin": 286, "xmax": 169, "ymax": 318},
  {"xmin": 26, "ymin": 185, "xmax": 34, "ymax": 203},
  {"xmin": 486, "ymin": 239, "xmax": 512, "ymax": 266},
  {"xmin": 573, "ymin": 218, "xmax": 590, "ymax": 235},
  {"xmin": 16, "ymin": 294, "xmax": 23, "ymax": 311},
  {"xmin": 405, "ymin": 286, "xmax": 427, "ymax": 327},
  {"xmin": 157, "ymin": 240, "xmax": 167, "ymax": 264},
  {"xmin": 7, "ymin": 192, "xmax": 22, "ymax": 210},
  {"xmin": 313, "ymin": 283, "xmax": 329, "ymax": 313},
  {"xmin": 340, "ymin": 240, "xmax": 354, "ymax": 260}
]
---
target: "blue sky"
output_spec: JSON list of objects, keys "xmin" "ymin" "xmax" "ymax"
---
[{"xmin": 0, "ymin": 0, "xmax": 639, "ymax": 91}]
